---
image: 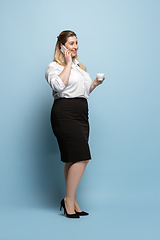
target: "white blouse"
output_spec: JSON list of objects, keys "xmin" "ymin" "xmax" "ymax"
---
[{"xmin": 45, "ymin": 59, "xmax": 92, "ymax": 100}]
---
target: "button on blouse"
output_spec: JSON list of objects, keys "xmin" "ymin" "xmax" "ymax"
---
[{"xmin": 45, "ymin": 59, "xmax": 92, "ymax": 100}]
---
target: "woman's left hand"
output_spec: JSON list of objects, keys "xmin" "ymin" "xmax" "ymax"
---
[
  {"xmin": 89, "ymin": 77, "xmax": 105, "ymax": 93},
  {"xmin": 93, "ymin": 77, "xmax": 105, "ymax": 87}
]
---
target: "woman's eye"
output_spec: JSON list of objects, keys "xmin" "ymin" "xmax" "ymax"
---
[{"xmin": 70, "ymin": 42, "xmax": 78, "ymax": 46}]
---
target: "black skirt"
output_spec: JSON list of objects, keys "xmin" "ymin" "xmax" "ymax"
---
[{"xmin": 50, "ymin": 98, "xmax": 91, "ymax": 163}]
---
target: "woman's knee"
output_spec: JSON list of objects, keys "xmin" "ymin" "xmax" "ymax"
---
[
  {"xmin": 72, "ymin": 160, "xmax": 89, "ymax": 166},
  {"xmin": 82, "ymin": 160, "xmax": 90, "ymax": 165}
]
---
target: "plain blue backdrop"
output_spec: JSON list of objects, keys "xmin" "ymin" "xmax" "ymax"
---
[{"xmin": 0, "ymin": 0, "xmax": 160, "ymax": 239}]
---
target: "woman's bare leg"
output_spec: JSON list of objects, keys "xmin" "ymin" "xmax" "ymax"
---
[
  {"xmin": 64, "ymin": 162, "xmax": 73, "ymax": 185},
  {"xmin": 64, "ymin": 160, "xmax": 89, "ymax": 214},
  {"xmin": 64, "ymin": 163, "xmax": 81, "ymax": 211},
  {"xmin": 64, "ymin": 162, "xmax": 83, "ymax": 212}
]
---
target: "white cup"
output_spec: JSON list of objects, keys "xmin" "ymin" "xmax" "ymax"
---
[{"xmin": 96, "ymin": 73, "xmax": 105, "ymax": 81}]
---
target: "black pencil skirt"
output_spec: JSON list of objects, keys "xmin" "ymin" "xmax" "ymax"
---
[{"xmin": 50, "ymin": 98, "xmax": 91, "ymax": 163}]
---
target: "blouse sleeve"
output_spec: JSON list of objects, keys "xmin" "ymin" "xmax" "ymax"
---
[{"xmin": 45, "ymin": 62, "xmax": 66, "ymax": 92}]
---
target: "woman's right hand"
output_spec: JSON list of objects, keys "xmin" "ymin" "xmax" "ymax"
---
[{"xmin": 64, "ymin": 49, "xmax": 72, "ymax": 65}]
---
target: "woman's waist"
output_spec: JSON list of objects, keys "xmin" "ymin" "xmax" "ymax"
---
[
  {"xmin": 54, "ymin": 97, "xmax": 88, "ymax": 109},
  {"xmin": 52, "ymin": 97, "xmax": 88, "ymax": 118}
]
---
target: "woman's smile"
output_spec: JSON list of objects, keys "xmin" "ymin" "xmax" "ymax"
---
[{"xmin": 72, "ymin": 49, "xmax": 77, "ymax": 54}]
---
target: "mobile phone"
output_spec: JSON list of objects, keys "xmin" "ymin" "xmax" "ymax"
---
[{"xmin": 60, "ymin": 45, "xmax": 67, "ymax": 54}]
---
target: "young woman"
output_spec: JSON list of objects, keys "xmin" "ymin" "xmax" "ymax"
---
[{"xmin": 45, "ymin": 30, "xmax": 104, "ymax": 218}]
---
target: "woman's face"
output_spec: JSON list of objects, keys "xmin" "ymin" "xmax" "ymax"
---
[{"xmin": 64, "ymin": 36, "xmax": 79, "ymax": 58}]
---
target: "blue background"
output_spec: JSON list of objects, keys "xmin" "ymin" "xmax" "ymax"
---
[{"xmin": 0, "ymin": 0, "xmax": 160, "ymax": 239}]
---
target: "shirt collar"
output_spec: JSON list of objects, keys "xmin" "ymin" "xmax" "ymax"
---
[
  {"xmin": 62, "ymin": 58, "xmax": 80, "ymax": 67},
  {"xmin": 72, "ymin": 58, "xmax": 80, "ymax": 66}
]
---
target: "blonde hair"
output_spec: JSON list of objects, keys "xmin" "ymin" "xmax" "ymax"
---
[{"xmin": 54, "ymin": 30, "xmax": 86, "ymax": 71}]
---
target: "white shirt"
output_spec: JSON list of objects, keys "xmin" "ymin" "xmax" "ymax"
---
[{"xmin": 45, "ymin": 59, "xmax": 92, "ymax": 100}]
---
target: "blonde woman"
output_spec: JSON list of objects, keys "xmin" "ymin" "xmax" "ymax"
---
[{"xmin": 45, "ymin": 30, "xmax": 104, "ymax": 218}]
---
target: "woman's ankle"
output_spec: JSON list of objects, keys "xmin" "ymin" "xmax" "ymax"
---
[
  {"xmin": 74, "ymin": 201, "xmax": 82, "ymax": 212},
  {"xmin": 64, "ymin": 197, "xmax": 75, "ymax": 213}
]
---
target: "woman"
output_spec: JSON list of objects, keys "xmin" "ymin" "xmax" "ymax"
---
[{"xmin": 45, "ymin": 30, "xmax": 104, "ymax": 218}]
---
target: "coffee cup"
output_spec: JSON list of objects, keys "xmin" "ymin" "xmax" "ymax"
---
[{"xmin": 96, "ymin": 73, "xmax": 105, "ymax": 81}]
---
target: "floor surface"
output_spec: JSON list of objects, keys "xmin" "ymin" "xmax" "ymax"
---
[{"xmin": 1, "ymin": 201, "xmax": 159, "ymax": 240}]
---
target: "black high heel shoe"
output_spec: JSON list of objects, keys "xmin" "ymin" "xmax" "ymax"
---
[
  {"xmin": 75, "ymin": 210, "xmax": 89, "ymax": 216},
  {"xmin": 60, "ymin": 199, "xmax": 80, "ymax": 219}
]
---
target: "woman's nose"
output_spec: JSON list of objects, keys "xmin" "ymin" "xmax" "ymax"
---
[{"xmin": 73, "ymin": 44, "xmax": 78, "ymax": 49}]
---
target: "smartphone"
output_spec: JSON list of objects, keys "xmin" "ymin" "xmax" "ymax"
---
[{"xmin": 61, "ymin": 45, "xmax": 67, "ymax": 54}]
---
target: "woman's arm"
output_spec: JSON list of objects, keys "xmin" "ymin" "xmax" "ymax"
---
[
  {"xmin": 89, "ymin": 77, "xmax": 105, "ymax": 93},
  {"xmin": 58, "ymin": 49, "xmax": 72, "ymax": 85}
]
